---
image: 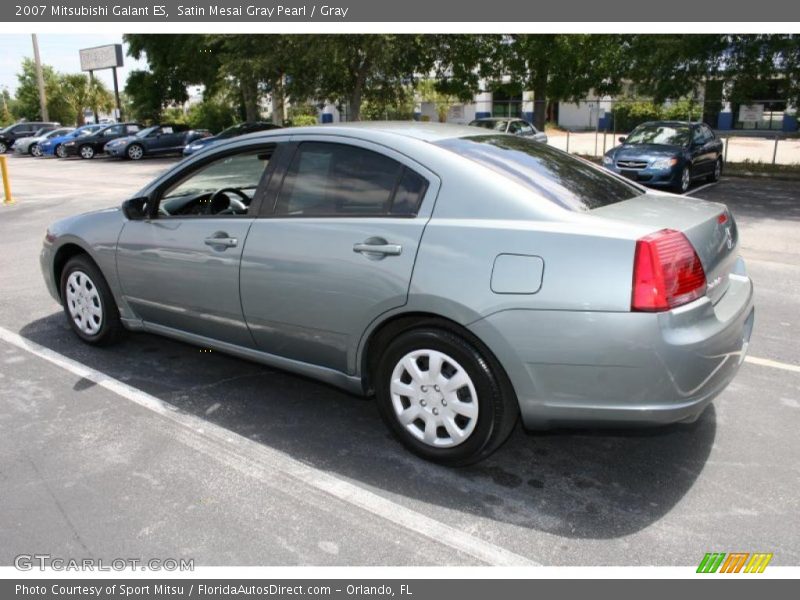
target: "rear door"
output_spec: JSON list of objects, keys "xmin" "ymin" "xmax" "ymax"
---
[{"xmin": 240, "ymin": 138, "xmax": 440, "ymax": 373}]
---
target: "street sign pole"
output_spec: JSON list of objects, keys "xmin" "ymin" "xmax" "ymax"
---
[{"xmin": 112, "ymin": 66, "xmax": 123, "ymax": 121}]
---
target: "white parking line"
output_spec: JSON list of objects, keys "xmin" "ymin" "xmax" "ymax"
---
[
  {"xmin": 745, "ymin": 355, "xmax": 800, "ymax": 374},
  {"xmin": 685, "ymin": 182, "xmax": 719, "ymax": 196},
  {"xmin": 0, "ymin": 325, "xmax": 538, "ymax": 567}
]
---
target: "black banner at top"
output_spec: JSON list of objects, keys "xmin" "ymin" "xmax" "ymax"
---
[{"xmin": 4, "ymin": 0, "xmax": 800, "ymax": 22}]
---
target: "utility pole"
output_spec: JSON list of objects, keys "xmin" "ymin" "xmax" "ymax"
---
[{"xmin": 31, "ymin": 34, "xmax": 48, "ymax": 121}]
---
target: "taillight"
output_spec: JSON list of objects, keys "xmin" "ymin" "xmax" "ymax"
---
[{"xmin": 631, "ymin": 229, "xmax": 706, "ymax": 312}]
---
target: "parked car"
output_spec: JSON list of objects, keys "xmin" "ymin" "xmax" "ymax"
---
[
  {"xmin": 40, "ymin": 124, "xmax": 105, "ymax": 158},
  {"xmin": 468, "ymin": 117, "xmax": 548, "ymax": 143},
  {"xmin": 602, "ymin": 121, "xmax": 724, "ymax": 194},
  {"xmin": 0, "ymin": 121, "xmax": 60, "ymax": 153},
  {"xmin": 183, "ymin": 121, "xmax": 281, "ymax": 156},
  {"xmin": 104, "ymin": 124, "xmax": 211, "ymax": 160},
  {"xmin": 40, "ymin": 122, "xmax": 754, "ymax": 465},
  {"xmin": 13, "ymin": 127, "xmax": 74, "ymax": 156},
  {"xmin": 63, "ymin": 122, "xmax": 142, "ymax": 159}
]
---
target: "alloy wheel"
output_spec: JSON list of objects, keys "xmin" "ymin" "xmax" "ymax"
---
[
  {"xmin": 389, "ymin": 349, "xmax": 479, "ymax": 448},
  {"xmin": 127, "ymin": 145, "xmax": 143, "ymax": 160},
  {"xmin": 65, "ymin": 271, "xmax": 103, "ymax": 336},
  {"xmin": 56, "ymin": 145, "xmax": 66, "ymax": 158},
  {"xmin": 31, "ymin": 144, "xmax": 41, "ymax": 157},
  {"xmin": 680, "ymin": 166, "xmax": 691, "ymax": 193},
  {"xmin": 80, "ymin": 145, "xmax": 94, "ymax": 159}
]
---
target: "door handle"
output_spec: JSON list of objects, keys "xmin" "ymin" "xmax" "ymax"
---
[
  {"xmin": 204, "ymin": 232, "xmax": 238, "ymax": 248},
  {"xmin": 353, "ymin": 238, "xmax": 402, "ymax": 258}
]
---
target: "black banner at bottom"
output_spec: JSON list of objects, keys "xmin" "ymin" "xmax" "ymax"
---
[{"xmin": 2, "ymin": 579, "xmax": 796, "ymax": 600}]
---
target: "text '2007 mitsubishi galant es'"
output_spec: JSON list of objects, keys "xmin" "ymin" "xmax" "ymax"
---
[{"xmin": 40, "ymin": 122, "xmax": 754, "ymax": 465}]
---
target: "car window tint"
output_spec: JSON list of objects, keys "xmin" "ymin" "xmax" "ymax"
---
[
  {"xmin": 391, "ymin": 168, "xmax": 428, "ymax": 216},
  {"xmin": 436, "ymin": 135, "xmax": 640, "ymax": 211},
  {"xmin": 159, "ymin": 149, "xmax": 272, "ymax": 216},
  {"xmin": 276, "ymin": 142, "xmax": 404, "ymax": 217},
  {"xmin": 701, "ymin": 125, "xmax": 715, "ymax": 141},
  {"xmin": 692, "ymin": 127, "xmax": 705, "ymax": 144},
  {"xmin": 518, "ymin": 122, "xmax": 535, "ymax": 135},
  {"xmin": 104, "ymin": 126, "xmax": 123, "ymax": 136},
  {"xmin": 127, "ymin": 125, "xmax": 140, "ymax": 134}
]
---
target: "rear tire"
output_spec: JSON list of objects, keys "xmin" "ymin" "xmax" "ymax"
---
[
  {"xmin": 0, "ymin": 141, "xmax": 7, "ymax": 153},
  {"xmin": 60, "ymin": 255, "xmax": 124, "ymax": 346},
  {"xmin": 374, "ymin": 327, "xmax": 518, "ymax": 466},
  {"xmin": 55, "ymin": 144, "xmax": 67, "ymax": 158}
]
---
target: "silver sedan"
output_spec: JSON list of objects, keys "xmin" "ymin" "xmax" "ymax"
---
[{"xmin": 40, "ymin": 122, "xmax": 754, "ymax": 465}]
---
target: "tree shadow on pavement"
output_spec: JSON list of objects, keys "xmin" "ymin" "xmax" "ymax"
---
[{"xmin": 20, "ymin": 313, "xmax": 716, "ymax": 541}]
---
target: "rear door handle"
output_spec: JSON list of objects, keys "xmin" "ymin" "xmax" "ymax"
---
[
  {"xmin": 204, "ymin": 232, "xmax": 238, "ymax": 248},
  {"xmin": 353, "ymin": 238, "xmax": 402, "ymax": 258}
]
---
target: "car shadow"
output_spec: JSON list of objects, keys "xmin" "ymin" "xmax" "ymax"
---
[{"xmin": 20, "ymin": 313, "xmax": 716, "ymax": 540}]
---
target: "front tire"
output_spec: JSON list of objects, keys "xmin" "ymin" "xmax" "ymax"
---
[
  {"xmin": 127, "ymin": 144, "xmax": 144, "ymax": 160},
  {"xmin": 79, "ymin": 145, "xmax": 95, "ymax": 159},
  {"xmin": 60, "ymin": 255, "xmax": 124, "ymax": 346},
  {"xmin": 675, "ymin": 165, "xmax": 691, "ymax": 194},
  {"xmin": 708, "ymin": 157, "xmax": 722, "ymax": 182},
  {"xmin": 375, "ymin": 328, "xmax": 517, "ymax": 466}
]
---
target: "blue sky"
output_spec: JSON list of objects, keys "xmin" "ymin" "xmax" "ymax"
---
[{"xmin": 0, "ymin": 34, "xmax": 147, "ymax": 95}]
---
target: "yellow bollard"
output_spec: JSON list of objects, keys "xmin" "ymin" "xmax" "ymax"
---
[{"xmin": 0, "ymin": 155, "xmax": 14, "ymax": 205}]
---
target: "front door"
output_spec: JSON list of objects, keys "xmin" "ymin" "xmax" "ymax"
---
[
  {"xmin": 240, "ymin": 139, "xmax": 439, "ymax": 373},
  {"xmin": 116, "ymin": 145, "xmax": 275, "ymax": 347}
]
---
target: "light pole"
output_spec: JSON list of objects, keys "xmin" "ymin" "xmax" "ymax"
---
[{"xmin": 31, "ymin": 34, "xmax": 48, "ymax": 121}]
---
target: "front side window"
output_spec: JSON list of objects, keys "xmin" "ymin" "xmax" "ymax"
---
[
  {"xmin": 157, "ymin": 148, "xmax": 272, "ymax": 217},
  {"xmin": 102, "ymin": 125, "xmax": 124, "ymax": 137},
  {"xmin": 275, "ymin": 142, "xmax": 427, "ymax": 217}
]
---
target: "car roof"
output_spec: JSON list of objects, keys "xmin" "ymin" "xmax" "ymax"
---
[
  {"xmin": 637, "ymin": 120, "xmax": 699, "ymax": 127},
  {"xmin": 237, "ymin": 121, "xmax": 499, "ymax": 144}
]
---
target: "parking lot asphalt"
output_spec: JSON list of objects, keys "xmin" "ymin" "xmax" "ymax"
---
[{"xmin": 0, "ymin": 153, "xmax": 798, "ymax": 567}]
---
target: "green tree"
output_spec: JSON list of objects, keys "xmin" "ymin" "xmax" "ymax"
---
[
  {"xmin": 60, "ymin": 73, "xmax": 114, "ymax": 125},
  {"xmin": 303, "ymin": 35, "xmax": 435, "ymax": 121},
  {"xmin": 500, "ymin": 34, "xmax": 629, "ymax": 130},
  {"xmin": 13, "ymin": 58, "xmax": 71, "ymax": 123}
]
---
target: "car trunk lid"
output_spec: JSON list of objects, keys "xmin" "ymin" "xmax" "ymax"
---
[{"xmin": 592, "ymin": 193, "xmax": 738, "ymax": 305}]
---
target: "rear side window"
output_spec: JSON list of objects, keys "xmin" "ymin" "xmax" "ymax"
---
[
  {"xmin": 436, "ymin": 135, "xmax": 640, "ymax": 211},
  {"xmin": 275, "ymin": 142, "xmax": 427, "ymax": 217}
]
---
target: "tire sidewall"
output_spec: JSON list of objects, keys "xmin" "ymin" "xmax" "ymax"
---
[
  {"xmin": 375, "ymin": 329, "xmax": 502, "ymax": 465},
  {"xmin": 30, "ymin": 143, "xmax": 40, "ymax": 156},
  {"xmin": 0, "ymin": 141, "xmax": 7, "ymax": 153},
  {"xmin": 678, "ymin": 165, "xmax": 691, "ymax": 193},
  {"xmin": 55, "ymin": 144, "xmax": 66, "ymax": 158},
  {"xmin": 60, "ymin": 256, "xmax": 119, "ymax": 345},
  {"xmin": 79, "ymin": 145, "xmax": 94, "ymax": 159}
]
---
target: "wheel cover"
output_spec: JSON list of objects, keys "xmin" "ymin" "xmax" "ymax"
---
[
  {"xmin": 681, "ymin": 167, "xmax": 691, "ymax": 191},
  {"xmin": 389, "ymin": 349, "xmax": 479, "ymax": 448},
  {"xmin": 65, "ymin": 271, "xmax": 103, "ymax": 336},
  {"xmin": 80, "ymin": 146, "xmax": 93, "ymax": 158},
  {"xmin": 128, "ymin": 145, "xmax": 143, "ymax": 159}
]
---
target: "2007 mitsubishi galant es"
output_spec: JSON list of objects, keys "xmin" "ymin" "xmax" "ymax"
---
[{"xmin": 40, "ymin": 122, "xmax": 754, "ymax": 465}]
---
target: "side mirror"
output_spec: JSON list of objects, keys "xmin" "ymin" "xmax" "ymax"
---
[
  {"xmin": 121, "ymin": 197, "xmax": 149, "ymax": 220},
  {"xmin": 618, "ymin": 136, "xmax": 627, "ymax": 144}
]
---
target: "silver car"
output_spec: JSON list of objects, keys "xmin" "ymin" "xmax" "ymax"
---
[
  {"xmin": 468, "ymin": 117, "xmax": 548, "ymax": 143},
  {"xmin": 40, "ymin": 122, "xmax": 754, "ymax": 465}
]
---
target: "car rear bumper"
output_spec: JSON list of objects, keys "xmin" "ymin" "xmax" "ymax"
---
[{"xmin": 468, "ymin": 261, "xmax": 754, "ymax": 429}]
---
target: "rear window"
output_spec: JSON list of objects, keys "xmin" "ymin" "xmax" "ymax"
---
[{"xmin": 436, "ymin": 135, "xmax": 641, "ymax": 211}]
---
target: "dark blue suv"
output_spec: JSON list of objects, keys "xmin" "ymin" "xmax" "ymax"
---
[{"xmin": 602, "ymin": 121, "xmax": 724, "ymax": 194}]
